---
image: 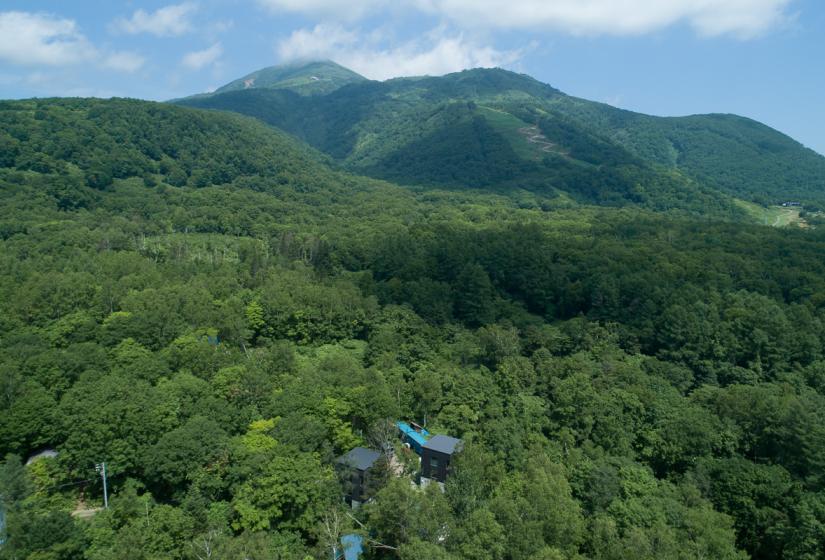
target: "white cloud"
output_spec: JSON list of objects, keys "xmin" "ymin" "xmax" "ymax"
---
[
  {"xmin": 0, "ymin": 11, "xmax": 147, "ymax": 76},
  {"xmin": 113, "ymin": 3, "xmax": 197, "ymax": 37},
  {"xmin": 277, "ymin": 24, "xmax": 523, "ymax": 80},
  {"xmin": 419, "ymin": 0, "xmax": 794, "ymax": 38},
  {"xmin": 0, "ymin": 11, "xmax": 97, "ymax": 66},
  {"xmin": 182, "ymin": 42, "xmax": 223, "ymax": 70},
  {"xmin": 102, "ymin": 51, "xmax": 146, "ymax": 73},
  {"xmin": 257, "ymin": 0, "xmax": 385, "ymax": 21},
  {"xmin": 208, "ymin": 20, "xmax": 235, "ymax": 34},
  {"xmin": 277, "ymin": 24, "xmax": 359, "ymax": 61},
  {"xmin": 259, "ymin": 0, "xmax": 793, "ymax": 38}
]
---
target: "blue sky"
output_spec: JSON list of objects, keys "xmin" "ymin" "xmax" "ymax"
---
[{"xmin": 1, "ymin": 0, "xmax": 823, "ymax": 155}]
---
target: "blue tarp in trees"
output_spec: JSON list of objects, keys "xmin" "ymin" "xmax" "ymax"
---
[{"xmin": 341, "ymin": 534, "xmax": 363, "ymax": 560}]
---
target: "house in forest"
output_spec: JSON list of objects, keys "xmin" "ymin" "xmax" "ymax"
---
[
  {"xmin": 336, "ymin": 447, "xmax": 381, "ymax": 507},
  {"xmin": 395, "ymin": 421, "xmax": 463, "ymax": 487},
  {"xmin": 420, "ymin": 435, "xmax": 463, "ymax": 488}
]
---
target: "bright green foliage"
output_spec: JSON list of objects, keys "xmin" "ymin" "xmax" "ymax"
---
[
  {"xmin": 449, "ymin": 508, "xmax": 507, "ymax": 560},
  {"xmin": 245, "ymin": 300, "xmax": 265, "ymax": 339},
  {"xmin": 238, "ymin": 419, "xmax": 279, "ymax": 453},
  {"xmin": 366, "ymin": 478, "xmax": 453, "ymax": 548},
  {"xmin": 489, "ymin": 456, "xmax": 584, "ymax": 558},
  {"xmin": 231, "ymin": 451, "xmax": 335, "ymax": 534}
]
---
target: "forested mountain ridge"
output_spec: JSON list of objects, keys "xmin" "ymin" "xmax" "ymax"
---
[
  {"xmin": 2, "ymin": 93, "xmax": 825, "ymax": 560},
  {"xmin": 549, "ymin": 97, "xmax": 825, "ymax": 205},
  {"xmin": 0, "ymin": 97, "xmax": 344, "ymax": 195},
  {"xmin": 177, "ymin": 63, "xmax": 825, "ymax": 210}
]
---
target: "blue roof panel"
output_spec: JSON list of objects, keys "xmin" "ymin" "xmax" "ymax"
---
[
  {"xmin": 396, "ymin": 421, "xmax": 429, "ymax": 446},
  {"xmin": 396, "ymin": 421, "xmax": 431, "ymax": 454}
]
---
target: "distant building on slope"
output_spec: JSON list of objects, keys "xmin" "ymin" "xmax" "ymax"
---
[
  {"xmin": 336, "ymin": 447, "xmax": 381, "ymax": 508},
  {"xmin": 421, "ymin": 435, "xmax": 463, "ymax": 488}
]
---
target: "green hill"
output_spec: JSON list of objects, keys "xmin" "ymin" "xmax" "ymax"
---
[
  {"xmin": 0, "ymin": 96, "xmax": 565, "ymax": 241},
  {"xmin": 177, "ymin": 63, "xmax": 825, "ymax": 212},
  {"xmin": 178, "ymin": 69, "xmax": 740, "ymax": 217},
  {"xmin": 547, "ymin": 97, "xmax": 825, "ymax": 205},
  {"xmin": 209, "ymin": 60, "xmax": 367, "ymax": 97},
  {"xmin": 0, "ymin": 97, "xmax": 343, "ymax": 193}
]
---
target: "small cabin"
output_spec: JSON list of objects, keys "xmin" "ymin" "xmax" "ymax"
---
[
  {"xmin": 336, "ymin": 447, "xmax": 381, "ymax": 507},
  {"xmin": 421, "ymin": 435, "xmax": 463, "ymax": 487}
]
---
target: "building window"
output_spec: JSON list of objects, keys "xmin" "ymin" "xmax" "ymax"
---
[{"xmin": 430, "ymin": 457, "xmax": 439, "ymax": 470}]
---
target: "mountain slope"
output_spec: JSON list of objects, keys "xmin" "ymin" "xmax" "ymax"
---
[
  {"xmin": 0, "ymin": 97, "xmax": 345, "ymax": 195},
  {"xmin": 547, "ymin": 97, "xmax": 825, "ymax": 205},
  {"xmin": 176, "ymin": 63, "xmax": 825, "ymax": 212},
  {"xmin": 178, "ymin": 68, "xmax": 743, "ymax": 218},
  {"xmin": 0, "ymin": 97, "xmax": 560, "ymax": 240}
]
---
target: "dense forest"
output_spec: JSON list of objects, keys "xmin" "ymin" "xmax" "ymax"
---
[{"xmin": 2, "ymin": 95, "xmax": 825, "ymax": 560}]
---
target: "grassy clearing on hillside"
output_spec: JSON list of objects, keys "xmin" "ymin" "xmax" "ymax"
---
[
  {"xmin": 476, "ymin": 105, "xmax": 541, "ymax": 160},
  {"xmin": 733, "ymin": 199, "xmax": 806, "ymax": 227}
]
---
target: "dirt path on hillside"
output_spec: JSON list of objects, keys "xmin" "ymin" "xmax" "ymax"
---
[{"xmin": 518, "ymin": 125, "xmax": 556, "ymax": 153}]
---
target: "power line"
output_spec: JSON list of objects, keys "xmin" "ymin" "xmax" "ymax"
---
[{"xmin": 41, "ymin": 478, "xmax": 96, "ymax": 492}]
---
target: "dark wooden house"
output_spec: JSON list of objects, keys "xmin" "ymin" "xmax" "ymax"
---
[
  {"xmin": 421, "ymin": 435, "xmax": 462, "ymax": 487},
  {"xmin": 336, "ymin": 447, "xmax": 381, "ymax": 507}
]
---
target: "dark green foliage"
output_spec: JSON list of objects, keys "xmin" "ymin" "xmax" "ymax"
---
[
  {"xmin": 0, "ymin": 97, "xmax": 343, "ymax": 196},
  {"xmin": 145, "ymin": 416, "xmax": 230, "ymax": 498},
  {"xmin": 1, "ymin": 510, "xmax": 84, "ymax": 560},
  {"xmin": 550, "ymin": 100, "xmax": 825, "ymax": 205},
  {"xmin": 180, "ymin": 68, "xmax": 743, "ymax": 215},
  {"xmin": 0, "ymin": 454, "xmax": 31, "ymax": 506}
]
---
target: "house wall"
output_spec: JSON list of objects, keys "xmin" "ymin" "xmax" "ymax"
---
[
  {"xmin": 421, "ymin": 448, "xmax": 451, "ymax": 483},
  {"xmin": 338, "ymin": 466, "xmax": 370, "ymax": 505}
]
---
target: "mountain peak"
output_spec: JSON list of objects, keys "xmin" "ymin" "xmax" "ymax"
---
[{"xmin": 213, "ymin": 60, "xmax": 367, "ymax": 96}]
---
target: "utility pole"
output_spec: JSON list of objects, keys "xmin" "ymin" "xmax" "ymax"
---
[{"xmin": 95, "ymin": 462, "xmax": 109, "ymax": 509}]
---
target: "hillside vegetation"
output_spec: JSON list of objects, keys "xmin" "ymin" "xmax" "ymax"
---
[
  {"xmin": 211, "ymin": 60, "xmax": 367, "ymax": 97},
  {"xmin": 2, "ymin": 97, "xmax": 825, "ymax": 560},
  {"xmin": 550, "ymin": 98, "xmax": 825, "ymax": 205},
  {"xmin": 179, "ymin": 64, "xmax": 825, "ymax": 212}
]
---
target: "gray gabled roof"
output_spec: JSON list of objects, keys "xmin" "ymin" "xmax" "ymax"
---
[
  {"xmin": 336, "ymin": 447, "xmax": 381, "ymax": 471},
  {"xmin": 423, "ymin": 435, "xmax": 462, "ymax": 455}
]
